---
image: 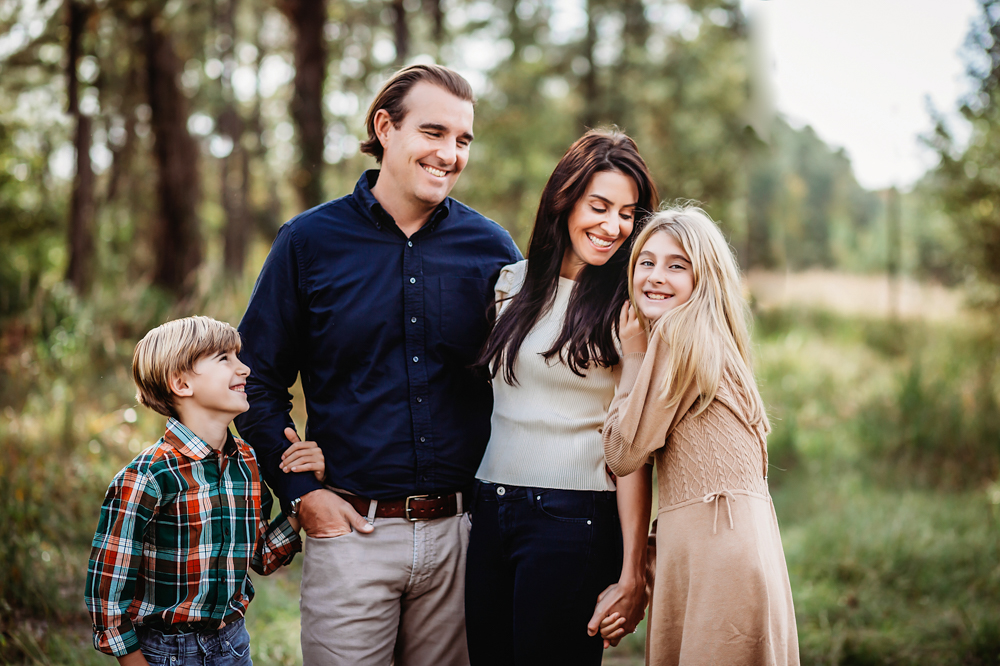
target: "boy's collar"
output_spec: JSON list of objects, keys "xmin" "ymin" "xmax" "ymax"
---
[{"xmin": 164, "ymin": 417, "xmax": 239, "ymax": 460}]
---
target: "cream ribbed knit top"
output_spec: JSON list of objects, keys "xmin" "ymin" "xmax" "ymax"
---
[{"xmin": 476, "ymin": 260, "xmax": 617, "ymax": 491}]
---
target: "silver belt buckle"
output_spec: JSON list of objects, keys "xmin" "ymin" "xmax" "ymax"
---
[{"xmin": 404, "ymin": 494, "xmax": 431, "ymax": 521}]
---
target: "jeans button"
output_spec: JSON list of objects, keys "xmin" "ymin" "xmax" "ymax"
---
[{"xmin": 496, "ymin": 486, "xmax": 505, "ymax": 496}]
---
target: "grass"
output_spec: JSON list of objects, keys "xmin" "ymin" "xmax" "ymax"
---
[{"xmin": 2, "ymin": 282, "xmax": 999, "ymax": 664}]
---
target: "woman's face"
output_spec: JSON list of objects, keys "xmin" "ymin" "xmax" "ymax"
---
[
  {"xmin": 632, "ymin": 231, "xmax": 694, "ymax": 322},
  {"xmin": 560, "ymin": 170, "xmax": 639, "ymax": 279}
]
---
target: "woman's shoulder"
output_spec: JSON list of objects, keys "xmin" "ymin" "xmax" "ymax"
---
[{"xmin": 495, "ymin": 259, "xmax": 528, "ymax": 300}]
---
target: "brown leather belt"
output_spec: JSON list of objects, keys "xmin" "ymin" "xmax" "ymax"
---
[{"xmin": 336, "ymin": 491, "xmax": 460, "ymax": 521}]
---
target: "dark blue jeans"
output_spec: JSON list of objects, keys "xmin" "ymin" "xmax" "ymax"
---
[
  {"xmin": 465, "ymin": 481, "xmax": 623, "ymax": 666},
  {"xmin": 136, "ymin": 618, "xmax": 252, "ymax": 666}
]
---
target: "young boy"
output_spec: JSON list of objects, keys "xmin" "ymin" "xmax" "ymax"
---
[{"xmin": 85, "ymin": 316, "xmax": 323, "ymax": 666}]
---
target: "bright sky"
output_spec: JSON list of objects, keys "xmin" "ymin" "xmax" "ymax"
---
[{"xmin": 753, "ymin": 0, "xmax": 979, "ymax": 190}]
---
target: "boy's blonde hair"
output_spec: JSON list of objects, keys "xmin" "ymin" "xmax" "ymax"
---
[
  {"xmin": 132, "ymin": 316, "xmax": 242, "ymax": 418},
  {"xmin": 627, "ymin": 205, "xmax": 769, "ymax": 432}
]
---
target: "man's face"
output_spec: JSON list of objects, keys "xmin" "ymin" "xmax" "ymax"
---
[{"xmin": 376, "ymin": 82, "xmax": 475, "ymax": 208}]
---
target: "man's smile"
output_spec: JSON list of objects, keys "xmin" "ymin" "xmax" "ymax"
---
[{"xmin": 422, "ymin": 164, "xmax": 448, "ymax": 178}]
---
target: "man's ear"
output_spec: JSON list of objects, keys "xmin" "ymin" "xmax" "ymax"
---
[
  {"xmin": 168, "ymin": 372, "xmax": 194, "ymax": 399},
  {"xmin": 372, "ymin": 108, "xmax": 394, "ymax": 148}
]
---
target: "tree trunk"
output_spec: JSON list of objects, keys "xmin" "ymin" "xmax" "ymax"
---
[
  {"xmin": 280, "ymin": 0, "xmax": 327, "ymax": 210},
  {"xmin": 144, "ymin": 12, "xmax": 202, "ymax": 295},
  {"xmin": 65, "ymin": 0, "xmax": 95, "ymax": 293},
  {"xmin": 581, "ymin": 0, "xmax": 599, "ymax": 129},
  {"xmin": 424, "ymin": 0, "xmax": 443, "ymax": 46},
  {"xmin": 392, "ymin": 0, "xmax": 409, "ymax": 66},
  {"xmin": 221, "ymin": 108, "xmax": 249, "ymax": 275},
  {"xmin": 218, "ymin": 0, "xmax": 250, "ymax": 276}
]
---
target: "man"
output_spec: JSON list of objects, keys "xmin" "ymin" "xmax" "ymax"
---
[{"xmin": 235, "ymin": 64, "xmax": 521, "ymax": 665}]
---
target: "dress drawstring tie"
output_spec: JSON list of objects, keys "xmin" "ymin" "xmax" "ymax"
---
[{"xmin": 703, "ymin": 490, "xmax": 737, "ymax": 535}]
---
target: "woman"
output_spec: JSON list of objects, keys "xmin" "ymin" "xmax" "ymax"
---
[
  {"xmin": 602, "ymin": 207, "xmax": 798, "ymax": 665},
  {"xmin": 465, "ymin": 128, "xmax": 659, "ymax": 665}
]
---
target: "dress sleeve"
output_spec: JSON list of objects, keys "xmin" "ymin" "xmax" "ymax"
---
[
  {"xmin": 603, "ymin": 324, "xmax": 700, "ymax": 477},
  {"xmin": 85, "ymin": 467, "xmax": 161, "ymax": 656},
  {"xmin": 493, "ymin": 260, "xmax": 527, "ymax": 317}
]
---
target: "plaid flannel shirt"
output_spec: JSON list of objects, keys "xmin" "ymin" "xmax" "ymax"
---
[{"xmin": 84, "ymin": 418, "xmax": 300, "ymax": 656}]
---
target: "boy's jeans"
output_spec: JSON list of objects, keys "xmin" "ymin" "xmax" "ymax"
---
[{"xmin": 136, "ymin": 618, "xmax": 252, "ymax": 666}]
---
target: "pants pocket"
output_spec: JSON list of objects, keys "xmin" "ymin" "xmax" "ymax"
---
[{"xmin": 534, "ymin": 489, "xmax": 594, "ymax": 524}]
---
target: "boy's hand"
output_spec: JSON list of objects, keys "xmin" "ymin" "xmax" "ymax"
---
[
  {"xmin": 280, "ymin": 428, "xmax": 327, "ymax": 482},
  {"xmin": 619, "ymin": 302, "xmax": 647, "ymax": 356}
]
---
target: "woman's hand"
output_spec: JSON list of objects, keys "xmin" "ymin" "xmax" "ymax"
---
[
  {"xmin": 587, "ymin": 574, "xmax": 647, "ymax": 648},
  {"xmin": 619, "ymin": 301, "xmax": 647, "ymax": 356},
  {"xmin": 280, "ymin": 428, "xmax": 327, "ymax": 482}
]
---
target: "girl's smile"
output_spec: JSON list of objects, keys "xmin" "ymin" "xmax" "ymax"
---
[{"xmin": 632, "ymin": 231, "xmax": 694, "ymax": 322}]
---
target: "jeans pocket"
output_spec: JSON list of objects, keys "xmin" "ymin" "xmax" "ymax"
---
[
  {"xmin": 535, "ymin": 490, "xmax": 594, "ymax": 524},
  {"xmin": 136, "ymin": 640, "xmax": 173, "ymax": 666},
  {"xmin": 222, "ymin": 624, "xmax": 251, "ymax": 659}
]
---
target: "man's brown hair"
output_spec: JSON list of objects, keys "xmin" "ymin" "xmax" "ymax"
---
[
  {"xmin": 360, "ymin": 64, "xmax": 474, "ymax": 163},
  {"xmin": 132, "ymin": 316, "xmax": 242, "ymax": 418}
]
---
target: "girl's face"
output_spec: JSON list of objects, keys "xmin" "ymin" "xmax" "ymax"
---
[
  {"xmin": 632, "ymin": 231, "xmax": 694, "ymax": 322},
  {"xmin": 560, "ymin": 170, "xmax": 638, "ymax": 279}
]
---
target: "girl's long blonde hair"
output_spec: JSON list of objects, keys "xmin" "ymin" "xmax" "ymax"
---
[{"xmin": 627, "ymin": 205, "xmax": 769, "ymax": 431}]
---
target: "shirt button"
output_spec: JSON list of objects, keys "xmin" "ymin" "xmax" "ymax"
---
[
  {"xmin": 420, "ymin": 436, "xmax": 426, "ymax": 442},
  {"xmin": 413, "ymin": 356, "xmax": 419, "ymax": 363},
  {"xmin": 416, "ymin": 397, "xmax": 423, "ymax": 403},
  {"xmin": 496, "ymin": 486, "xmax": 506, "ymax": 496},
  {"xmin": 407, "ymin": 241, "xmax": 413, "ymax": 247},
  {"xmin": 411, "ymin": 317, "xmax": 417, "ymax": 323},
  {"xmin": 409, "ymin": 277, "xmax": 416, "ymax": 284}
]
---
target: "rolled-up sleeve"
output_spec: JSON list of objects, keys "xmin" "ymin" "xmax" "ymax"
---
[{"xmin": 251, "ymin": 482, "xmax": 301, "ymax": 575}]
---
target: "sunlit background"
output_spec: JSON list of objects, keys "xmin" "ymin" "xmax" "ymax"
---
[{"xmin": 1, "ymin": 0, "xmax": 998, "ymax": 664}]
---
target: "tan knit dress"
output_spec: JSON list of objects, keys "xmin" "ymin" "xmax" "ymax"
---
[{"xmin": 603, "ymin": 330, "xmax": 799, "ymax": 666}]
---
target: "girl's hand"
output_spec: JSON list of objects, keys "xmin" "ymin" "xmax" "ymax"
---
[
  {"xmin": 599, "ymin": 612, "xmax": 628, "ymax": 646},
  {"xmin": 280, "ymin": 428, "xmax": 327, "ymax": 482},
  {"xmin": 619, "ymin": 301, "xmax": 647, "ymax": 356}
]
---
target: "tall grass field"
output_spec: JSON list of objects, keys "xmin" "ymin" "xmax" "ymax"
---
[{"xmin": 1, "ymin": 278, "xmax": 998, "ymax": 665}]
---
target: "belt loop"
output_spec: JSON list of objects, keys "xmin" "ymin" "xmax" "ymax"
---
[
  {"xmin": 366, "ymin": 499, "xmax": 378, "ymax": 524},
  {"xmin": 455, "ymin": 491, "xmax": 463, "ymax": 514}
]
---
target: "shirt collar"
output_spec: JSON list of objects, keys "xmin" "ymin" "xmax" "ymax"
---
[
  {"xmin": 164, "ymin": 417, "xmax": 237, "ymax": 460},
  {"xmin": 353, "ymin": 169, "xmax": 453, "ymax": 233}
]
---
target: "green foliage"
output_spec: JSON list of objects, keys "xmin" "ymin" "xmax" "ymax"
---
[
  {"xmin": 779, "ymin": 480, "xmax": 1000, "ymax": 666},
  {"xmin": 746, "ymin": 120, "xmax": 883, "ymax": 272},
  {"xmin": 924, "ymin": 0, "xmax": 1000, "ymax": 308}
]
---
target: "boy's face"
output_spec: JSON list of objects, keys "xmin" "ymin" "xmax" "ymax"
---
[{"xmin": 178, "ymin": 349, "xmax": 251, "ymax": 419}]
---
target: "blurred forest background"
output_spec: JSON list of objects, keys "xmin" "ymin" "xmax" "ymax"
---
[{"xmin": 1, "ymin": 0, "xmax": 999, "ymax": 664}]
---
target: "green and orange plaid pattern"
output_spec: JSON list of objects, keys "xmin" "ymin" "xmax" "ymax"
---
[{"xmin": 84, "ymin": 418, "xmax": 300, "ymax": 656}]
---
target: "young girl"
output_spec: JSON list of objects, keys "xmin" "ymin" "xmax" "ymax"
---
[{"xmin": 602, "ymin": 206, "xmax": 799, "ymax": 665}]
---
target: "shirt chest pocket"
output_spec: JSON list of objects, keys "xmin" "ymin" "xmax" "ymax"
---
[{"xmin": 438, "ymin": 276, "xmax": 491, "ymax": 354}]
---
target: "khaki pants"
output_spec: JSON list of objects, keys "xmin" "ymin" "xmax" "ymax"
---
[{"xmin": 300, "ymin": 511, "xmax": 472, "ymax": 666}]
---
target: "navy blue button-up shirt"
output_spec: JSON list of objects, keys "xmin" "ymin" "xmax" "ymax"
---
[{"xmin": 235, "ymin": 171, "xmax": 521, "ymax": 503}]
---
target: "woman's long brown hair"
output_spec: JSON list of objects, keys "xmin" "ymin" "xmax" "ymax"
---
[{"xmin": 477, "ymin": 128, "xmax": 658, "ymax": 384}]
